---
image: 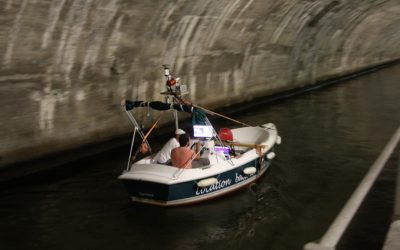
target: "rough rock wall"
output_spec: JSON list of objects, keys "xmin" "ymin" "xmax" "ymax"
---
[{"xmin": 0, "ymin": 0, "xmax": 399, "ymax": 167}]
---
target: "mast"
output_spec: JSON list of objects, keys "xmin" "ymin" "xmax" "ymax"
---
[{"xmin": 161, "ymin": 65, "xmax": 189, "ymax": 130}]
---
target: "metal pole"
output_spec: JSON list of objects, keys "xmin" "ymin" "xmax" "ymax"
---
[
  {"xmin": 174, "ymin": 109, "xmax": 179, "ymax": 130},
  {"xmin": 126, "ymin": 128, "xmax": 136, "ymax": 171},
  {"xmin": 126, "ymin": 111, "xmax": 151, "ymax": 150},
  {"xmin": 305, "ymin": 125, "xmax": 400, "ymax": 250},
  {"xmin": 394, "ymin": 147, "xmax": 400, "ymax": 220},
  {"xmin": 381, "ymin": 145, "xmax": 400, "ymax": 250}
]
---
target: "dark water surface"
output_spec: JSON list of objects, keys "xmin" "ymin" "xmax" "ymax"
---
[{"xmin": 1, "ymin": 65, "xmax": 400, "ymax": 250}]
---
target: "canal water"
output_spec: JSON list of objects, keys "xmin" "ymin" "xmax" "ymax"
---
[{"xmin": 1, "ymin": 65, "xmax": 400, "ymax": 250}]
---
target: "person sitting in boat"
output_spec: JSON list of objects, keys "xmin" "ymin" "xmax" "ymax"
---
[
  {"xmin": 152, "ymin": 128, "xmax": 186, "ymax": 164},
  {"xmin": 171, "ymin": 133, "xmax": 200, "ymax": 169}
]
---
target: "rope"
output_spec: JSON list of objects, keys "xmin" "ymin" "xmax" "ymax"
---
[
  {"xmin": 192, "ymin": 104, "xmax": 253, "ymax": 127},
  {"xmin": 142, "ymin": 115, "xmax": 162, "ymax": 143},
  {"xmin": 173, "ymin": 94, "xmax": 253, "ymax": 127}
]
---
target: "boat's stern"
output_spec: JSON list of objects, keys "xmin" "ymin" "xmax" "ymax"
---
[
  {"xmin": 118, "ymin": 164, "xmax": 176, "ymax": 205},
  {"xmin": 261, "ymin": 123, "xmax": 281, "ymax": 146},
  {"xmin": 119, "ymin": 178, "xmax": 170, "ymax": 205}
]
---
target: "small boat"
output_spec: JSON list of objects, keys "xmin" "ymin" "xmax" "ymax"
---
[{"xmin": 118, "ymin": 66, "xmax": 282, "ymax": 206}]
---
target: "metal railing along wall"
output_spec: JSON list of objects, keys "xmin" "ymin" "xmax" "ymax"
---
[{"xmin": 304, "ymin": 126, "xmax": 400, "ymax": 250}]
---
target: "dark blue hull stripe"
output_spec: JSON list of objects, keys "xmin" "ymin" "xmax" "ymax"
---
[{"xmin": 121, "ymin": 157, "xmax": 272, "ymax": 206}]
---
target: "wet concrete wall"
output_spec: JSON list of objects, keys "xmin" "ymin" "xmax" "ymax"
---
[{"xmin": 1, "ymin": 0, "xmax": 400, "ymax": 168}]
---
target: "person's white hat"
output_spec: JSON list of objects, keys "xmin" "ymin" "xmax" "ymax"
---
[{"xmin": 175, "ymin": 129, "xmax": 186, "ymax": 135}]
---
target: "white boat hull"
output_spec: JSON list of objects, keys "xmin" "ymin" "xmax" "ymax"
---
[{"xmin": 119, "ymin": 123, "xmax": 280, "ymax": 206}]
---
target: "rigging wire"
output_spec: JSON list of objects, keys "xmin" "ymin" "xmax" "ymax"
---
[{"xmin": 173, "ymin": 94, "xmax": 253, "ymax": 127}]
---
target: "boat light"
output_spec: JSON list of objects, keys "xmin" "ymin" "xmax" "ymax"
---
[
  {"xmin": 197, "ymin": 178, "xmax": 218, "ymax": 187},
  {"xmin": 243, "ymin": 167, "xmax": 257, "ymax": 175},
  {"xmin": 267, "ymin": 152, "xmax": 276, "ymax": 160}
]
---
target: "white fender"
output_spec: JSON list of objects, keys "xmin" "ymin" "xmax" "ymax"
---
[
  {"xmin": 267, "ymin": 152, "xmax": 276, "ymax": 160},
  {"xmin": 243, "ymin": 167, "xmax": 257, "ymax": 175},
  {"xmin": 276, "ymin": 136, "xmax": 281, "ymax": 145},
  {"xmin": 197, "ymin": 178, "xmax": 218, "ymax": 187}
]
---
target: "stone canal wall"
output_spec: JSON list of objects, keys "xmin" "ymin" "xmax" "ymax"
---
[{"xmin": 1, "ymin": 0, "xmax": 400, "ymax": 168}]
